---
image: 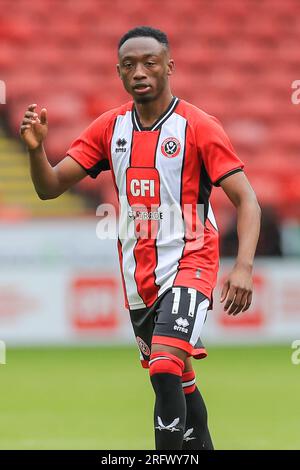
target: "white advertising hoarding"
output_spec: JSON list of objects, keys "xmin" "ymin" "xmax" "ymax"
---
[{"xmin": 0, "ymin": 220, "xmax": 299, "ymax": 346}]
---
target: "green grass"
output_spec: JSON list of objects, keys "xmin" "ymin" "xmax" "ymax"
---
[{"xmin": 0, "ymin": 345, "xmax": 298, "ymax": 450}]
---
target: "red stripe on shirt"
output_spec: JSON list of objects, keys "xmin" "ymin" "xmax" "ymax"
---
[{"xmin": 130, "ymin": 131, "xmax": 161, "ymax": 306}]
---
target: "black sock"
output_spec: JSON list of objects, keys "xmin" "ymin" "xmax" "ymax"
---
[
  {"xmin": 150, "ymin": 372, "xmax": 186, "ymax": 450},
  {"xmin": 182, "ymin": 386, "xmax": 214, "ymax": 450}
]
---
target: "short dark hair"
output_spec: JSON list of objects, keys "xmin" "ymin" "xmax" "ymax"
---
[{"xmin": 118, "ymin": 26, "xmax": 169, "ymax": 50}]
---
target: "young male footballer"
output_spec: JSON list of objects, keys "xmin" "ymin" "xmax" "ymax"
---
[{"xmin": 20, "ymin": 26, "xmax": 261, "ymax": 450}]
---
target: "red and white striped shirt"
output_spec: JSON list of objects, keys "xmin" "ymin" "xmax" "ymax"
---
[{"xmin": 67, "ymin": 97, "xmax": 244, "ymax": 310}]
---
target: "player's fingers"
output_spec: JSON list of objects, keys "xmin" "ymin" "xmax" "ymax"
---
[
  {"xmin": 27, "ymin": 104, "xmax": 37, "ymax": 111},
  {"xmin": 25, "ymin": 111, "xmax": 38, "ymax": 119},
  {"xmin": 227, "ymin": 287, "xmax": 244, "ymax": 315},
  {"xmin": 224, "ymin": 285, "xmax": 237, "ymax": 312},
  {"xmin": 22, "ymin": 117, "xmax": 36, "ymax": 125},
  {"xmin": 242, "ymin": 291, "xmax": 253, "ymax": 312},
  {"xmin": 220, "ymin": 280, "xmax": 229, "ymax": 303},
  {"xmin": 228, "ymin": 288, "xmax": 244, "ymax": 315},
  {"xmin": 40, "ymin": 108, "xmax": 47, "ymax": 125},
  {"xmin": 232, "ymin": 290, "xmax": 248, "ymax": 315},
  {"xmin": 20, "ymin": 124, "xmax": 31, "ymax": 134}
]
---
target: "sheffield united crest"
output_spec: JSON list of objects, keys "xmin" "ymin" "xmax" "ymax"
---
[{"xmin": 161, "ymin": 137, "xmax": 181, "ymax": 158}]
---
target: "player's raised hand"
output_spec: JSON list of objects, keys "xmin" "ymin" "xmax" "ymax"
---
[{"xmin": 19, "ymin": 104, "xmax": 48, "ymax": 150}]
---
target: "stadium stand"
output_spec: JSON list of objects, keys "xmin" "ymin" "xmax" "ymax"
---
[
  {"xmin": 0, "ymin": 0, "xmax": 299, "ymax": 225},
  {"xmin": 0, "ymin": 132, "xmax": 90, "ymax": 217}
]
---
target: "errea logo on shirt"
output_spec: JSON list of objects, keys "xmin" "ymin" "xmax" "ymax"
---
[{"xmin": 115, "ymin": 138, "xmax": 127, "ymax": 153}]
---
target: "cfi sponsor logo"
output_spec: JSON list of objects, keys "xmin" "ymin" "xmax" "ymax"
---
[
  {"xmin": 174, "ymin": 317, "xmax": 189, "ymax": 334},
  {"xmin": 136, "ymin": 336, "xmax": 150, "ymax": 356},
  {"xmin": 161, "ymin": 137, "xmax": 181, "ymax": 158}
]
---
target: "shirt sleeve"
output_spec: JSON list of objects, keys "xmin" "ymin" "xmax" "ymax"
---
[
  {"xmin": 197, "ymin": 115, "xmax": 244, "ymax": 187},
  {"xmin": 66, "ymin": 110, "xmax": 115, "ymax": 179}
]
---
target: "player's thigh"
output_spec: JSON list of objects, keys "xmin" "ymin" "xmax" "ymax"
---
[
  {"xmin": 130, "ymin": 306, "xmax": 155, "ymax": 366},
  {"xmin": 151, "ymin": 343, "xmax": 188, "ymax": 362},
  {"xmin": 184, "ymin": 356, "xmax": 193, "ymax": 372}
]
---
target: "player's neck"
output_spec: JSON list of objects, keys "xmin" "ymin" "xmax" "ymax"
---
[{"xmin": 134, "ymin": 90, "xmax": 174, "ymax": 129}]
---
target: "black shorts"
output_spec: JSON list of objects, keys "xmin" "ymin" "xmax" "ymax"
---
[{"xmin": 129, "ymin": 286, "xmax": 210, "ymax": 368}]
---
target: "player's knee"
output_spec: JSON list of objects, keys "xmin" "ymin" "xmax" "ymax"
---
[{"xmin": 149, "ymin": 351, "xmax": 185, "ymax": 390}]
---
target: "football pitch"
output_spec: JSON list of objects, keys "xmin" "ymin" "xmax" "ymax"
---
[{"xmin": 0, "ymin": 344, "xmax": 298, "ymax": 450}]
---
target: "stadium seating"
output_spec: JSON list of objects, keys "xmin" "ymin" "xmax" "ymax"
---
[
  {"xmin": 0, "ymin": 0, "xmax": 299, "ymax": 222},
  {"xmin": 0, "ymin": 134, "xmax": 91, "ymax": 218}
]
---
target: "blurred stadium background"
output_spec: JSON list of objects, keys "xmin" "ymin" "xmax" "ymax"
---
[{"xmin": 0, "ymin": 0, "xmax": 299, "ymax": 450}]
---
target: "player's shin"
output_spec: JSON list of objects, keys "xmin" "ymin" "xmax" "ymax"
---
[
  {"xmin": 181, "ymin": 370, "xmax": 214, "ymax": 450},
  {"xmin": 149, "ymin": 352, "xmax": 186, "ymax": 450}
]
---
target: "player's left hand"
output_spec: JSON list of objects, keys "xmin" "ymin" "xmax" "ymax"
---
[{"xmin": 220, "ymin": 262, "xmax": 253, "ymax": 315}]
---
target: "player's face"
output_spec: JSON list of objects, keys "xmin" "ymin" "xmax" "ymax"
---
[{"xmin": 117, "ymin": 37, "xmax": 174, "ymax": 103}]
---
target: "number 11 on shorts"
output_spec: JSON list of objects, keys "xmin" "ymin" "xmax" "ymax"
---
[{"xmin": 171, "ymin": 287, "xmax": 197, "ymax": 317}]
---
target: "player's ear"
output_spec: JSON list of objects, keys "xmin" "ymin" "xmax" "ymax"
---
[
  {"xmin": 167, "ymin": 59, "xmax": 175, "ymax": 76},
  {"xmin": 116, "ymin": 64, "xmax": 121, "ymax": 78}
]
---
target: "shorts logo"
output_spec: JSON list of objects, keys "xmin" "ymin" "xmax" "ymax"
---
[
  {"xmin": 161, "ymin": 137, "xmax": 181, "ymax": 158},
  {"xmin": 174, "ymin": 317, "xmax": 189, "ymax": 334},
  {"xmin": 136, "ymin": 336, "xmax": 150, "ymax": 356}
]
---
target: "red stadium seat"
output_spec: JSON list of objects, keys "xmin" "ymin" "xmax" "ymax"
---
[{"xmin": 1, "ymin": 0, "xmax": 299, "ymax": 218}]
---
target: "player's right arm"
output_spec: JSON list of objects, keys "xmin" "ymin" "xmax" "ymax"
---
[{"xmin": 20, "ymin": 104, "xmax": 87, "ymax": 199}]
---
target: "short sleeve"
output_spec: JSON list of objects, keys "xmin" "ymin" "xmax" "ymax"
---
[
  {"xmin": 66, "ymin": 110, "xmax": 115, "ymax": 179},
  {"xmin": 197, "ymin": 115, "xmax": 244, "ymax": 187}
]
